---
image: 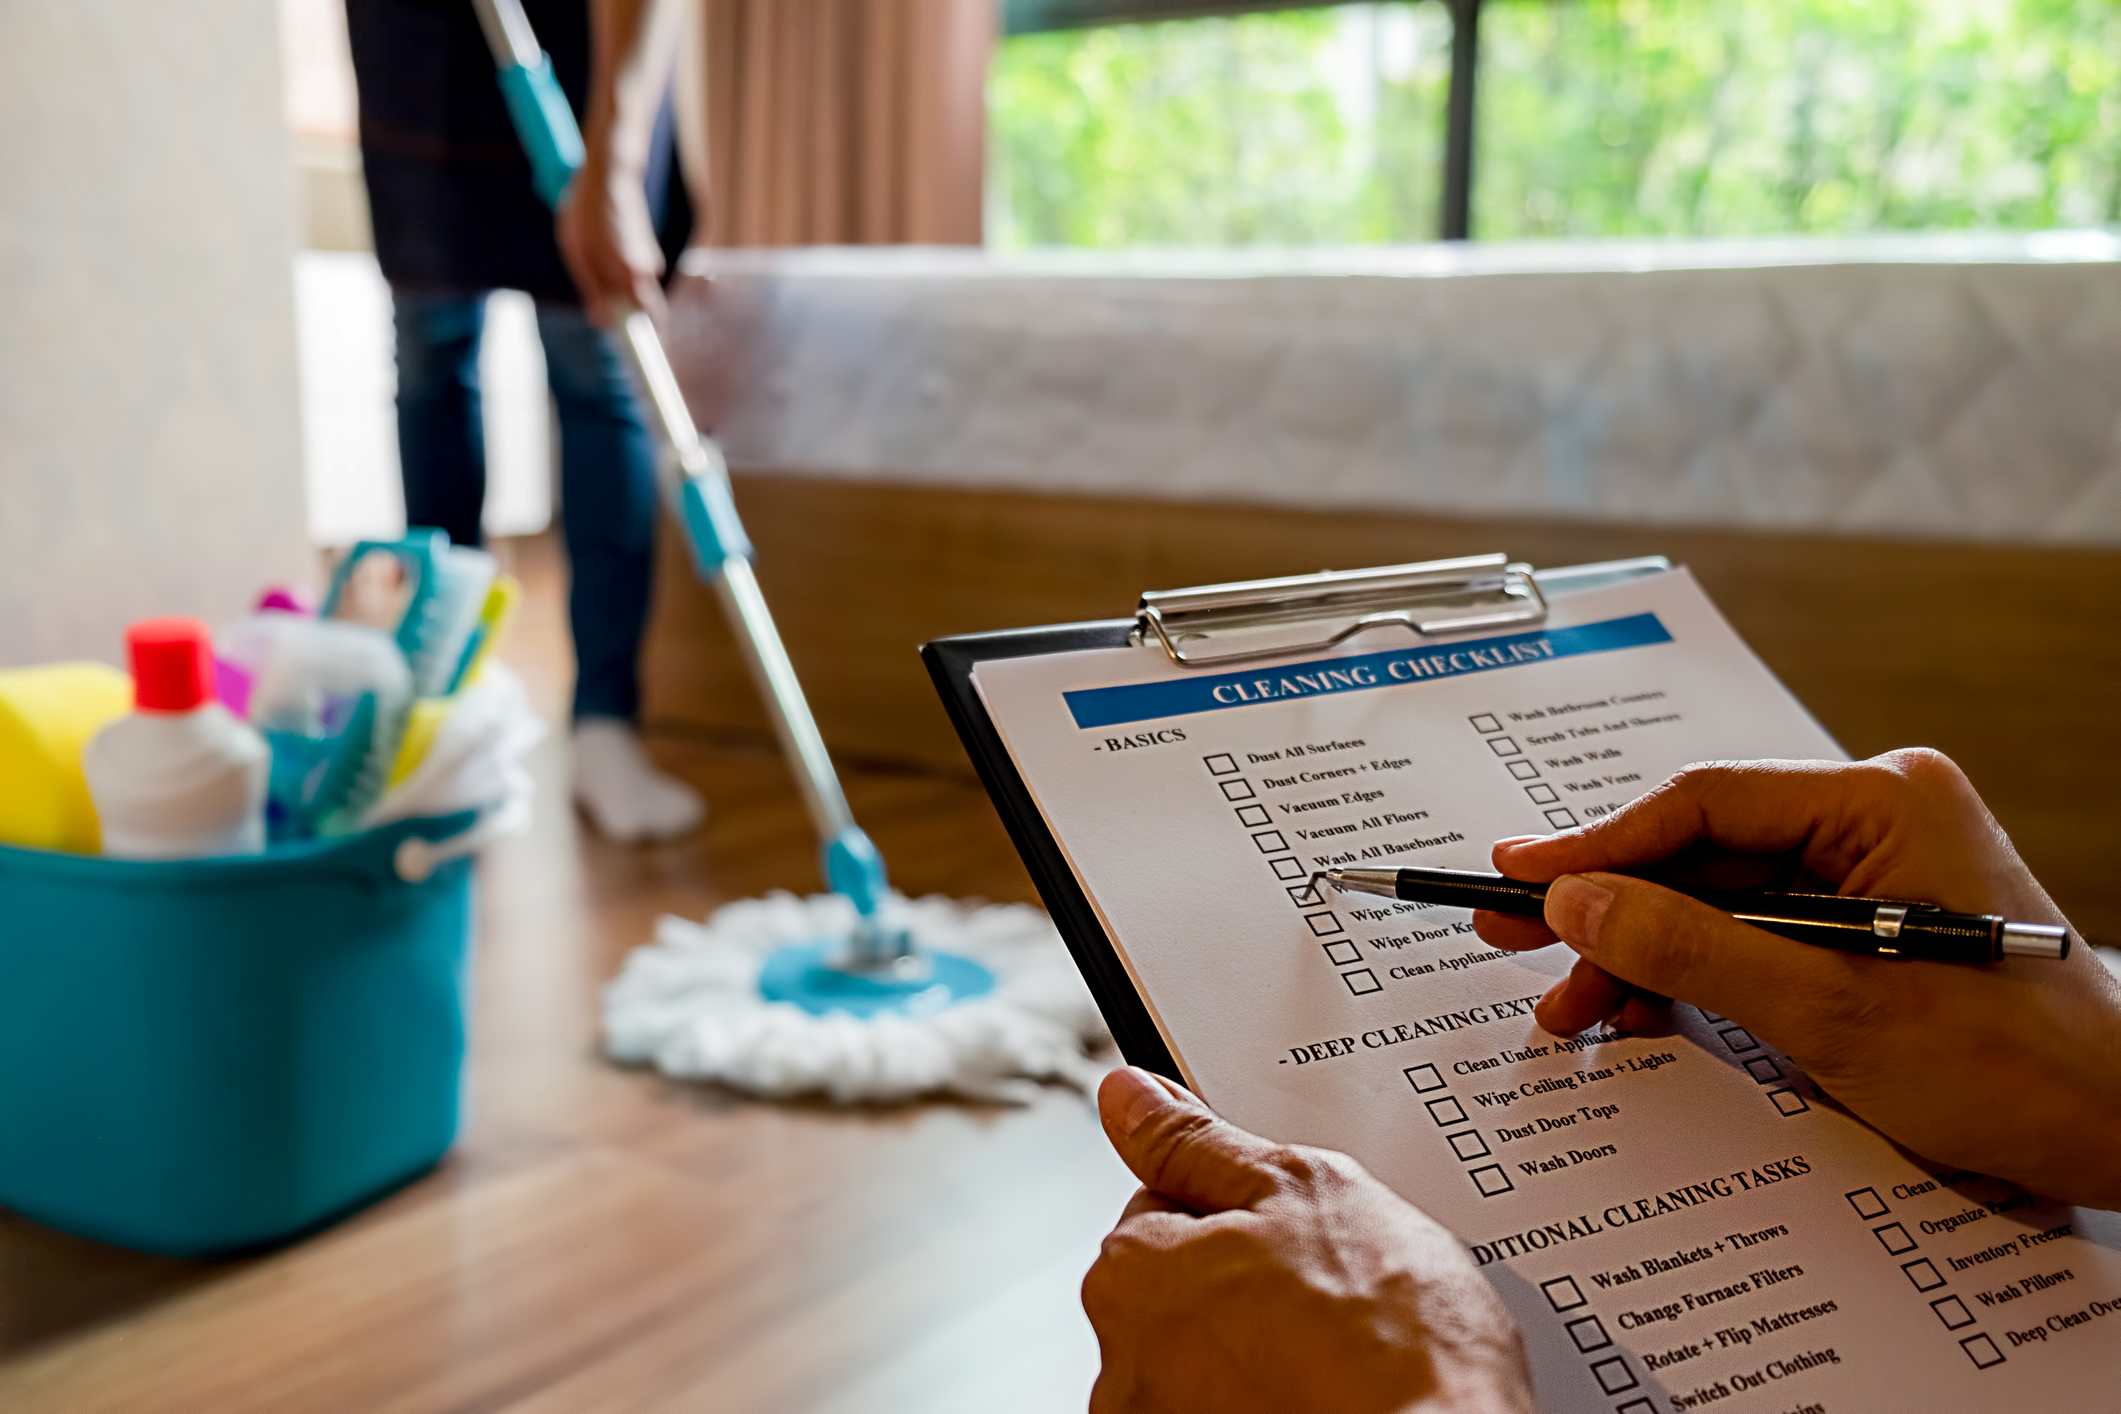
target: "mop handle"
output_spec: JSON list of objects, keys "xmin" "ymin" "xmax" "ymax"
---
[{"xmin": 468, "ymin": 0, "xmax": 895, "ymax": 933}]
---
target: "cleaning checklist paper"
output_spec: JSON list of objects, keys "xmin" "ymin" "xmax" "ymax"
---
[{"xmin": 972, "ymin": 568, "xmax": 2121, "ymax": 1410}]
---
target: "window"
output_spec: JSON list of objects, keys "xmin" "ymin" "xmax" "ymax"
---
[{"xmin": 989, "ymin": 0, "xmax": 2121, "ymax": 247}]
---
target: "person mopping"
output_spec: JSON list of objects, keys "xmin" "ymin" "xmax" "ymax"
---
[{"xmin": 345, "ymin": 0, "xmax": 701, "ymax": 841}]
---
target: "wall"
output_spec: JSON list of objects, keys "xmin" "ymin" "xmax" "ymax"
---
[{"xmin": 0, "ymin": 1, "xmax": 311, "ymax": 666}]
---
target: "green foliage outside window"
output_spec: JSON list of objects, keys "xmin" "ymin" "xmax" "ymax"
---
[{"xmin": 987, "ymin": 0, "xmax": 2121, "ymax": 247}]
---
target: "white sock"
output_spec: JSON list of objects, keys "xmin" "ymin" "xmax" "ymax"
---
[{"xmin": 571, "ymin": 718, "xmax": 706, "ymax": 844}]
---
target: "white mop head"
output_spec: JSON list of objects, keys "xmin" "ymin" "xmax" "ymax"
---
[{"xmin": 602, "ymin": 892, "xmax": 1112, "ymax": 1104}]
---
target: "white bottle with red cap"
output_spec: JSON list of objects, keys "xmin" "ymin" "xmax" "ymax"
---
[{"xmin": 83, "ymin": 618, "xmax": 270, "ymax": 859}]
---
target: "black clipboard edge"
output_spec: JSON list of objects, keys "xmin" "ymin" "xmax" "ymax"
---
[{"xmin": 921, "ymin": 623, "xmax": 1183, "ymax": 1080}]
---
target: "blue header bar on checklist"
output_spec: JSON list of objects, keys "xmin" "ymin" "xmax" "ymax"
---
[{"xmin": 1063, "ymin": 613, "xmax": 1673, "ymax": 729}]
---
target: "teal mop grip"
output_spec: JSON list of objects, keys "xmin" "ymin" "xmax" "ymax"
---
[
  {"xmin": 680, "ymin": 476, "xmax": 754, "ymax": 573},
  {"xmin": 496, "ymin": 56, "xmax": 584, "ymax": 209},
  {"xmin": 824, "ymin": 827, "xmax": 889, "ymax": 919}
]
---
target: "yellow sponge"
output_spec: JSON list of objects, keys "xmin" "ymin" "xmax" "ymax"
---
[{"xmin": 0, "ymin": 663, "xmax": 134, "ymax": 853}]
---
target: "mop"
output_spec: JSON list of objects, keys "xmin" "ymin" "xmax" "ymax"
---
[{"xmin": 471, "ymin": 0, "xmax": 1105, "ymax": 1101}]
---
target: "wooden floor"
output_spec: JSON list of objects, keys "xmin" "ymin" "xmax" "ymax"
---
[{"xmin": 0, "ymin": 536, "xmax": 1131, "ymax": 1413}]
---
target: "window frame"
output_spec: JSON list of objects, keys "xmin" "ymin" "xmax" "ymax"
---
[{"xmin": 999, "ymin": 0, "xmax": 1485, "ymax": 240}]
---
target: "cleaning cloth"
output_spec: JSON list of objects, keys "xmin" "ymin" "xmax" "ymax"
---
[{"xmin": 603, "ymin": 892, "xmax": 1110, "ymax": 1104}]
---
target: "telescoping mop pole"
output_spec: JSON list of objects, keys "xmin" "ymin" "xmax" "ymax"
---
[{"xmin": 470, "ymin": 0, "xmax": 990, "ymax": 1009}]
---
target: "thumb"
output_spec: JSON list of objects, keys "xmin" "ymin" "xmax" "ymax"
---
[
  {"xmin": 1098, "ymin": 1067, "xmax": 1282, "ymax": 1214},
  {"xmin": 1543, "ymin": 873, "xmax": 1863, "ymax": 1048}
]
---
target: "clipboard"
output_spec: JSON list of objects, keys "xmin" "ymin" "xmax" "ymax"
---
[{"xmin": 921, "ymin": 553, "xmax": 1671, "ymax": 1080}]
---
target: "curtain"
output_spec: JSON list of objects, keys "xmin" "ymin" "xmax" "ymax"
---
[{"xmin": 689, "ymin": 0, "xmax": 996, "ymax": 246}]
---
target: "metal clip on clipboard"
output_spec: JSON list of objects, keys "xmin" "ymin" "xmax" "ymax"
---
[{"xmin": 1132, "ymin": 553, "xmax": 1673, "ymax": 668}]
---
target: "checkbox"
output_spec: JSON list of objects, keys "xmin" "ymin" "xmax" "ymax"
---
[
  {"xmin": 1287, "ymin": 882, "xmax": 1322, "ymax": 906},
  {"xmin": 1902, "ymin": 1258, "xmax": 1945, "ymax": 1292},
  {"xmin": 1523, "ymin": 783, "xmax": 1560, "ymax": 805},
  {"xmin": 1220, "ymin": 777, "xmax": 1257, "ymax": 802},
  {"xmin": 1404, "ymin": 1062, "xmax": 1446, "ymax": 1093},
  {"xmin": 1931, "ymin": 1295, "xmax": 1976, "ymax": 1331},
  {"xmin": 1615, "ymin": 1403, "xmax": 1655, "ymax": 1414},
  {"xmin": 1961, "ymin": 1333, "xmax": 2006, "ymax": 1370},
  {"xmin": 1236, "ymin": 804, "xmax": 1271, "ymax": 827},
  {"xmin": 1745, "ymin": 1055, "xmax": 1783, "ymax": 1085},
  {"xmin": 1543, "ymin": 807, "xmax": 1579, "ymax": 829},
  {"xmin": 1719, "ymin": 1026, "xmax": 1759, "ymax": 1053},
  {"xmin": 1590, "ymin": 1355, "xmax": 1638, "ymax": 1394},
  {"xmin": 1268, "ymin": 856, "xmax": 1305, "ymax": 880},
  {"xmin": 1540, "ymin": 1275, "xmax": 1587, "ymax": 1312},
  {"xmin": 1204, "ymin": 753, "xmax": 1238, "ymax": 776},
  {"xmin": 1469, "ymin": 1164, "xmax": 1514, "ymax": 1197},
  {"xmin": 1506, "ymin": 759, "xmax": 1540, "ymax": 780},
  {"xmin": 1448, "ymin": 1130, "xmax": 1491, "ymax": 1161},
  {"xmin": 1252, "ymin": 830, "xmax": 1289, "ymax": 854},
  {"xmin": 1845, "ymin": 1187, "xmax": 1889, "ymax": 1220},
  {"xmin": 1769, "ymin": 1087, "xmax": 1810, "ymax": 1116},
  {"xmin": 1873, "ymin": 1222, "xmax": 1917, "ymax": 1255},
  {"xmin": 1487, "ymin": 735, "xmax": 1523, "ymax": 757},
  {"xmin": 1469, "ymin": 713, "xmax": 1503, "ymax": 734},
  {"xmin": 1342, "ymin": 968, "xmax": 1381, "ymax": 996},
  {"xmin": 1426, "ymin": 1096, "xmax": 1468, "ymax": 1127},
  {"xmin": 1565, "ymin": 1314, "xmax": 1612, "ymax": 1353},
  {"xmin": 1322, "ymin": 940, "xmax": 1362, "ymax": 966},
  {"xmin": 1306, "ymin": 911, "xmax": 1345, "ymax": 937},
  {"xmin": 1697, "ymin": 1007, "xmax": 1724, "ymax": 1022}
]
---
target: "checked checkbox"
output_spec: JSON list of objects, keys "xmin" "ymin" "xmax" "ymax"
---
[
  {"xmin": 1426, "ymin": 1096, "xmax": 1469, "ymax": 1127},
  {"xmin": 1931, "ymin": 1295, "xmax": 1976, "ymax": 1331},
  {"xmin": 1540, "ymin": 1275, "xmax": 1587, "ymax": 1312},
  {"xmin": 1236, "ymin": 804, "xmax": 1271, "ymax": 827},
  {"xmin": 1287, "ymin": 882, "xmax": 1322, "ymax": 906},
  {"xmin": 1523, "ymin": 783, "xmax": 1560, "ymax": 805},
  {"xmin": 1403, "ymin": 1063, "xmax": 1446, "ymax": 1094},
  {"xmin": 1306, "ymin": 912, "xmax": 1345, "ymax": 937},
  {"xmin": 1873, "ymin": 1222, "xmax": 1917, "ymax": 1256},
  {"xmin": 1268, "ymin": 856, "xmax": 1306, "ymax": 880},
  {"xmin": 1469, "ymin": 1164, "xmax": 1515, "ymax": 1198},
  {"xmin": 1506, "ymin": 759, "xmax": 1540, "ymax": 780},
  {"xmin": 1769, "ymin": 1087, "xmax": 1810, "ymax": 1116},
  {"xmin": 1565, "ymin": 1315, "xmax": 1612, "ymax": 1353},
  {"xmin": 1543, "ymin": 807, "xmax": 1579, "ymax": 829},
  {"xmin": 1204, "ymin": 753, "xmax": 1238, "ymax": 776},
  {"xmin": 1961, "ymin": 1334, "xmax": 2006, "ymax": 1370},
  {"xmin": 1252, "ymin": 830, "xmax": 1290, "ymax": 854},
  {"xmin": 1469, "ymin": 713, "xmax": 1504, "ymax": 734},
  {"xmin": 1590, "ymin": 1356, "xmax": 1638, "ymax": 1395},
  {"xmin": 1448, "ymin": 1130, "xmax": 1491, "ymax": 1161},
  {"xmin": 1342, "ymin": 968, "xmax": 1382, "ymax": 997},
  {"xmin": 1845, "ymin": 1187, "xmax": 1889, "ymax": 1220},
  {"xmin": 1902, "ymin": 1258, "xmax": 1946, "ymax": 1292},
  {"xmin": 1487, "ymin": 736, "xmax": 1523, "ymax": 758},
  {"xmin": 1322, "ymin": 940, "xmax": 1362, "ymax": 966},
  {"xmin": 1220, "ymin": 778, "xmax": 1257, "ymax": 802}
]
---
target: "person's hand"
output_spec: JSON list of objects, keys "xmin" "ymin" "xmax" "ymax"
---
[
  {"xmin": 555, "ymin": 152, "xmax": 665, "ymax": 327},
  {"xmin": 1082, "ymin": 1067, "xmax": 1531, "ymax": 1414},
  {"xmin": 1474, "ymin": 749, "xmax": 2121, "ymax": 1208}
]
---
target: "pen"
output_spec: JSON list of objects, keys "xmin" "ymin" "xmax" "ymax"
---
[{"xmin": 1313, "ymin": 866, "xmax": 2072, "ymax": 964}]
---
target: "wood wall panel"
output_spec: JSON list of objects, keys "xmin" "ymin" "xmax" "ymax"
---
[{"xmin": 643, "ymin": 473, "xmax": 2121, "ymax": 939}]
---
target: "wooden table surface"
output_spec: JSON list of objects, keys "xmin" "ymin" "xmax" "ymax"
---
[{"xmin": 0, "ymin": 540, "xmax": 1133, "ymax": 1412}]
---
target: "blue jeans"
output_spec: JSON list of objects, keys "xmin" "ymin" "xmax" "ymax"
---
[{"xmin": 391, "ymin": 291, "xmax": 659, "ymax": 723}]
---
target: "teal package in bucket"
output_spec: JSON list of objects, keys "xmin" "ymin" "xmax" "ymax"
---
[{"xmin": 0, "ymin": 812, "xmax": 479, "ymax": 1256}]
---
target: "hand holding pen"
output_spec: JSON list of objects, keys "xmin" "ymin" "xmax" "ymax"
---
[{"xmin": 1413, "ymin": 752, "xmax": 2121, "ymax": 1210}]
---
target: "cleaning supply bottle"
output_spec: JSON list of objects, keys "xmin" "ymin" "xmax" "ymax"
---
[
  {"xmin": 84, "ymin": 619, "xmax": 270, "ymax": 859},
  {"xmin": 0, "ymin": 663, "xmax": 134, "ymax": 853}
]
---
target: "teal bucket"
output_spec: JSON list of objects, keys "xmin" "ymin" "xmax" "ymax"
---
[{"xmin": 0, "ymin": 812, "xmax": 480, "ymax": 1256}]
